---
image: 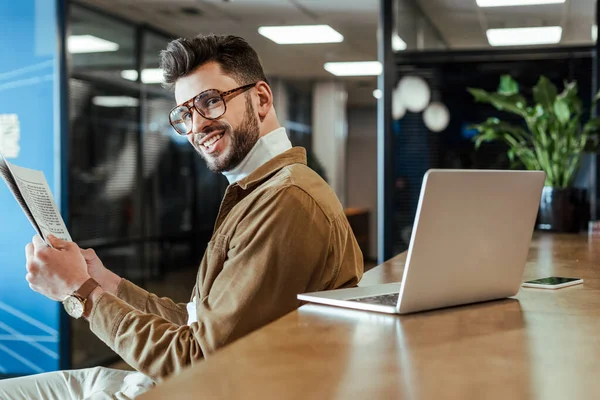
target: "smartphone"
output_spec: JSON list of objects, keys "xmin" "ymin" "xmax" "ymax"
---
[{"xmin": 522, "ymin": 277, "xmax": 583, "ymax": 289}]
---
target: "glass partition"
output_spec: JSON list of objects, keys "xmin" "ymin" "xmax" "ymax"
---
[
  {"xmin": 67, "ymin": 4, "xmax": 229, "ymax": 367},
  {"xmin": 389, "ymin": 0, "xmax": 597, "ymax": 254}
]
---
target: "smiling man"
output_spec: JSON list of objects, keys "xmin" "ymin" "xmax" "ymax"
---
[{"xmin": 0, "ymin": 34, "xmax": 363, "ymax": 399}]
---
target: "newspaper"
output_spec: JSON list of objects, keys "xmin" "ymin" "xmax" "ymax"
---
[{"xmin": 0, "ymin": 150, "xmax": 71, "ymax": 243}]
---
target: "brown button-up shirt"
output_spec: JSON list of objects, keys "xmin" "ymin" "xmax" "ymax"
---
[{"xmin": 89, "ymin": 147, "xmax": 363, "ymax": 381}]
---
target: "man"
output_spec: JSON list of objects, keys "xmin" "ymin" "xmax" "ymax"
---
[{"xmin": 0, "ymin": 34, "xmax": 363, "ymax": 398}]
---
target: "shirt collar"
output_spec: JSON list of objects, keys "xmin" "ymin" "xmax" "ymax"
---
[
  {"xmin": 236, "ymin": 147, "xmax": 307, "ymax": 191},
  {"xmin": 222, "ymin": 127, "xmax": 292, "ymax": 184}
]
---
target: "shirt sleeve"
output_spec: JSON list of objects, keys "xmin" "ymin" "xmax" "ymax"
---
[
  {"xmin": 88, "ymin": 186, "xmax": 332, "ymax": 382},
  {"xmin": 114, "ymin": 279, "xmax": 189, "ymax": 326}
]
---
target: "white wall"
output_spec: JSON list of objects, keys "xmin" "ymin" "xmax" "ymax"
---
[
  {"xmin": 312, "ymin": 81, "xmax": 348, "ymax": 206},
  {"xmin": 270, "ymin": 78, "xmax": 289, "ymax": 129},
  {"xmin": 346, "ymin": 106, "xmax": 378, "ymax": 260}
]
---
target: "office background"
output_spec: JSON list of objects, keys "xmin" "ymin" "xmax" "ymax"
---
[{"xmin": 0, "ymin": 0, "xmax": 598, "ymax": 376}]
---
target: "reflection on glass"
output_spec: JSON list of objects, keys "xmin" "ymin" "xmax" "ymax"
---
[
  {"xmin": 69, "ymin": 5, "xmax": 136, "ymax": 83},
  {"xmin": 68, "ymin": 4, "xmax": 141, "ymax": 368}
]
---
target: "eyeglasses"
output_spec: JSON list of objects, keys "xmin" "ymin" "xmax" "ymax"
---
[{"xmin": 169, "ymin": 82, "xmax": 257, "ymax": 135}]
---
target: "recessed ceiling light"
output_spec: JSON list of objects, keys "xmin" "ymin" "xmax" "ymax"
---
[
  {"xmin": 258, "ymin": 25, "xmax": 343, "ymax": 44},
  {"xmin": 324, "ymin": 61, "xmax": 382, "ymax": 76},
  {"xmin": 392, "ymin": 33, "xmax": 407, "ymax": 51},
  {"xmin": 121, "ymin": 68, "xmax": 164, "ymax": 84},
  {"xmin": 477, "ymin": 0, "xmax": 565, "ymax": 7},
  {"xmin": 486, "ymin": 26, "xmax": 562, "ymax": 46},
  {"xmin": 373, "ymin": 89, "xmax": 382, "ymax": 99},
  {"xmin": 593, "ymin": 24, "xmax": 598, "ymax": 42},
  {"xmin": 92, "ymin": 96, "xmax": 139, "ymax": 107},
  {"xmin": 68, "ymin": 35, "xmax": 119, "ymax": 53}
]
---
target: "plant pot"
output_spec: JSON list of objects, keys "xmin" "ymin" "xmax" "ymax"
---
[{"xmin": 536, "ymin": 187, "xmax": 588, "ymax": 233}]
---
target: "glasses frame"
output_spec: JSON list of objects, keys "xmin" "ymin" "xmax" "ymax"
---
[{"xmin": 169, "ymin": 82, "xmax": 257, "ymax": 135}]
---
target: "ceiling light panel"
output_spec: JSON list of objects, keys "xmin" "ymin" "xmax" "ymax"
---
[
  {"xmin": 258, "ymin": 25, "xmax": 343, "ymax": 44},
  {"xmin": 486, "ymin": 26, "xmax": 562, "ymax": 46},
  {"xmin": 68, "ymin": 35, "xmax": 119, "ymax": 53},
  {"xmin": 324, "ymin": 61, "xmax": 382, "ymax": 76},
  {"xmin": 477, "ymin": 0, "xmax": 565, "ymax": 7}
]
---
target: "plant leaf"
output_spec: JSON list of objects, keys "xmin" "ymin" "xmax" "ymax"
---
[
  {"xmin": 558, "ymin": 80, "xmax": 578, "ymax": 99},
  {"xmin": 553, "ymin": 98, "xmax": 570, "ymax": 125},
  {"xmin": 467, "ymin": 88, "xmax": 528, "ymax": 117},
  {"xmin": 507, "ymin": 145, "xmax": 540, "ymax": 171},
  {"xmin": 557, "ymin": 80, "xmax": 582, "ymax": 116},
  {"xmin": 583, "ymin": 116, "xmax": 600, "ymax": 135},
  {"xmin": 470, "ymin": 75, "xmax": 594, "ymax": 188},
  {"xmin": 533, "ymin": 76, "xmax": 557, "ymax": 111},
  {"xmin": 498, "ymin": 75, "xmax": 519, "ymax": 95},
  {"xmin": 469, "ymin": 118, "xmax": 530, "ymax": 160}
]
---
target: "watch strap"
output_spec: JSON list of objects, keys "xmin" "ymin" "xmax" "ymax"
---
[{"xmin": 75, "ymin": 278, "xmax": 100, "ymax": 300}]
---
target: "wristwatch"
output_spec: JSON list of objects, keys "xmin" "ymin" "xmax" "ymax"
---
[{"xmin": 62, "ymin": 278, "xmax": 100, "ymax": 319}]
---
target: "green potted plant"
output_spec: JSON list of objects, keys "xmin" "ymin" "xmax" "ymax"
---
[{"xmin": 467, "ymin": 75, "xmax": 600, "ymax": 232}]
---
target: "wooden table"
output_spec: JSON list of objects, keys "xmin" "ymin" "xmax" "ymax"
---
[{"xmin": 140, "ymin": 233, "xmax": 600, "ymax": 399}]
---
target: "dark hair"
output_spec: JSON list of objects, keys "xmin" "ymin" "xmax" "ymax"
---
[{"xmin": 159, "ymin": 34, "xmax": 268, "ymax": 90}]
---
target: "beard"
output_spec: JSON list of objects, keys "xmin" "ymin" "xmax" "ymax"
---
[{"xmin": 193, "ymin": 96, "xmax": 260, "ymax": 173}]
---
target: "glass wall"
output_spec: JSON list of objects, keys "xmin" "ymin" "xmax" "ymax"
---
[
  {"xmin": 389, "ymin": 0, "xmax": 597, "ymax": 255},
  {"xmin": 139, "ymin": 31, "xmax": 229, "ymax": 282},
  {"xmin": 67, "ymin": 3, "xmax": 227, "ymax": 367}
]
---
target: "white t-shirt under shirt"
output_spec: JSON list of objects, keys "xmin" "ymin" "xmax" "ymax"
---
[
  {"xmin": 186, "ymin": 300, "xmax": 197, "ymax": 325},
  {"xmin": 186, "ymin": 127, "xmax": 292, "ymax": 325}
]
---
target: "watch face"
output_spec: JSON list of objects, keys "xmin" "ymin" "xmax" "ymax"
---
[{"xmin": 63, "ymin": 296, "xmax": 84, "ymax": 319}]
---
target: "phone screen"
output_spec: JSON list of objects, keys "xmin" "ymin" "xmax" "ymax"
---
[{"xmin": 525, "ymin": 277, "xmax": 580, "ymax": 285}]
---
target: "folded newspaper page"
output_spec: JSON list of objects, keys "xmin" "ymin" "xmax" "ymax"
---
[{"xmin": 0, "ymin": 150, "xmax": 71, "ymax": 243}]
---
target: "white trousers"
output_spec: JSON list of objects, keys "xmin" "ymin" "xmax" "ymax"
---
[{"xmin": 0, "ymin": 367, "xmax": 154, "ymax": 400}]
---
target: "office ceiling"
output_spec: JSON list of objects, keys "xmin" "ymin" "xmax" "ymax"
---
[
  {"xmin": 74, "ymin": 0, "xmax": 380, "ymax": 78},
  {"xmin": 73, "ymin": 0, "xmax": 596, "ymax": 106},
  {"xmin": 420, "ymin": 0, "xmax": 595, "ymax": 49}
]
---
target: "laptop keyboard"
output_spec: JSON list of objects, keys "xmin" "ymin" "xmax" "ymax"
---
[{"xmin": 348, "ymin": 292, "xmax": 400, "ymax": 307}]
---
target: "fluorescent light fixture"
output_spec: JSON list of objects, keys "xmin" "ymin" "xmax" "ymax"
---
[
  {"xmin": 121, "ymin": 70, "xmax": 138, "ymax": 81},
  {"xmin": 258, "ymin": 25, "xmax": 343, "ymax": 44},
  {"xmin": 68, "ymin": 35, "xmax": 119, "ymax": 54},
  {"xmin": 121, "ymin": 68, "xmax": 164, "ymax": 84},
  {"xmin": 477, "ymin": 0, "xmax": 565, "ymax": 7},
  {"xmin": 373, "ymin": 89, "xmax": 382, "ymax": 99},
  {"xmin": 392, "ymin": 33, "xmax": 407, "ymax": 51},
  {"xmin": 92, "ymin": 96, "xmax": 140, "ymax": 107},
  {"xmin": 486, "ymin": 26, "xmax": 562, "ymax": 46},
  {"xmin": 324, "ymin": 61, "xmax": 382, "ymax": 76}
]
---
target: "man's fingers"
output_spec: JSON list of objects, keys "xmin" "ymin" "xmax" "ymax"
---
[
  {"xmin": 32, "ymin": 234, "xmax": 48, "ymax": 250},
  {"xmin": 25, "ymin": 259, "xmax": 38, "ymax": 273},
  {"xmin": 28, "ymin": 282, "xmax": 39, "ymax": 294},
  {"xmin": 46, "ymin": 234, "xmax": 69, "ymax": 250},
  {"xmin": 25, "ymin": 243, "xmax": 34, "ymax": 260},
  {"xmin": 80, "ymin": 248, "xmax": 97, "ymax": 261}
]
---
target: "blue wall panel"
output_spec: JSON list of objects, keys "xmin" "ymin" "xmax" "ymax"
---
[{"xmin": 0, "ymin": 0, "xmax": 64, "ymax": 375}]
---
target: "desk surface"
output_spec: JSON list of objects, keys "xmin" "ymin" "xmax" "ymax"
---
[{"xmin": 140, "ymin": 233, "xmax": 600, "ymax": 400}]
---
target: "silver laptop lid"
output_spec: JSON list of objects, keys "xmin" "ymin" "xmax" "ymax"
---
[{"xmin": 397, "ymin": 169, "xmax": 545, "ymax": 314}]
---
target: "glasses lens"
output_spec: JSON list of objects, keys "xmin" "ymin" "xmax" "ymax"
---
[
  {"xmin": 169, "ymin": 105, "xmax": 192, "ymax": 135},
  {"xmin": 194, "ymin": 90, "xmax": 225, "ymax": 119}
]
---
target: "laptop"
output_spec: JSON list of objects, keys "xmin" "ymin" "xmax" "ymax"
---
[{"xmin": 298, "ymin": 169, "xmax": 546, "ymax": 315}]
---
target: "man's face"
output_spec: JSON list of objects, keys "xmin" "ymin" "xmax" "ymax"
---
[{"xmin": 174, "ymin": 62, "xmax": 260, "ymax": 173}]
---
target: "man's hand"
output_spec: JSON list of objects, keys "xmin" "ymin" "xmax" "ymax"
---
[
  {"xmin": 79, "ymin": 247, "xmax": 122, "ymax": 295},
  {"xmin": 25, "ymin": 235, "xmax": 91, "ymax": 301}
]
